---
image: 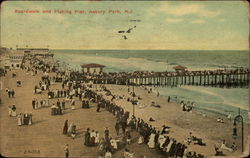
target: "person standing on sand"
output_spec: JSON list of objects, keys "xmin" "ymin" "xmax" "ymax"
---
[
  {"xmin": 35, "ymin": 99, "xmax": 39, "ymax": 109},
  {"xmin": 28, "ymin": 112, "xmax": 33, "ymax": 125},
  {"xmin": 62, "ymin": 99, "xmax": 66, "ymax": 110},
  {"xmin": 67, "ymin": 122, "xmax": 74, "ymax": 136},
  {"xmin": 84, "ymin": 128, "xmax": 90, "ymax": 146},
  {"xmin": 32, "ymin": 99, "xmax": 36, "ymax": 109},
  {"xmin": 104, "ymin": 127, "xmax": 109, "ymax": 141},
  {"xmin": 7, "ymin": 89, "xmax": 11, "ymax": 98},
  {"xmin": 95, "ymin": 131, "xmax": 100, "ymax": 144},
  {"xmin": 71, "ymin": 99, "xmax": 75, "ymax": 110},
  {"xmin": 11, "ymin": 105, "xmax": 17, "ymax": 117},
  {"xmin": 97, "ymin": 103, "xmax": 101, "ymax": 112},
  {"xmin": 20, "ymin": 113, "xmax": 24, "ymax": 125},
  {"xmin": 11, "ymin": 89, "xmax": 15, "ymax": 98},
  {"xmin": 90, "ymin": 130, "xmax": 96, "ymax": 146},
  {"xmin": 115, "ymin": 121, "xmax": 120, "ymax": 136},
  {"xmin": 64, "ymin": 144, "xmax": 69, "ymax": 158},
  {"xmin": 167, "ymin": 96, "xmax": 171, "ymax": 103},
  {"xmin": 71, "ymin": 124, "xmax": 76, "ymax": 139},
  {"xmin": 17, "ymin": 113, "xmax": 22, "ymax": 126},
  {"xmin": 8, "ymin": 106, "xmax": 12, "ymax": 116}
]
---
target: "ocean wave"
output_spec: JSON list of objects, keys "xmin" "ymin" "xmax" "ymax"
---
[
  {"xmin": 180, "ymin": 86, "xmax": 249, "ymax": 111},
  {"xmin": 54, "ymin": 53, "xmax": 171, "ymax": 72}
]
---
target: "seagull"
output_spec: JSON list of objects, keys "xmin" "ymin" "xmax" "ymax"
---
[
  {"xmin": 118, "ymin": 26, "xmax": 137, "ymax": 34},
  {"xmin": 118, "ymin": 30, "xmax": 125, "ymax": 33},
  {"xmin": 122, "ymin": 35, "xmax": 127, "ymax": 40},
  {"xmin": 117, "ymin": 26, "xmax": 137, "ymax": 40},
  {"xmin": 130, "ymin": 20, "xmax": 141, "ymax": 22},
  {"xmin": 126, "ymin": 26, "xmax": 136, "ymax": 33}
]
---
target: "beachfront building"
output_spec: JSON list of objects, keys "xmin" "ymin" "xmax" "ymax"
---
[
  {"xmin": 3, "ymin": 50, "xmax": 24, "ymax": 69},
  {"xmin": 16, "ymin": 48, "xmax": 53, "ymax": 57},
  {"xmin": 81, "ymin": 63, "xmax": 105, "ymax": 74},
  {"xmin": 173, "ymin": 65, "xmax": 187, "ymax": 72}
]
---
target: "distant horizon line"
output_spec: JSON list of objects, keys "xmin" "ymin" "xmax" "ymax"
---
[
  {"xmin": 51, "ymin": 49, "xmax": 249, "ymax": 51},
  {"xmin": 1, "ymin": 47, "xmax": 249, "ymax": 51}
]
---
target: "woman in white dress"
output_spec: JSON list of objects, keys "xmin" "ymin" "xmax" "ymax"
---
[
  {"xmin": 28, "ymin": 113, "xmax": 32, "ymax": 125},
  {"xmin": 20, "ymin": 113, "xmax": 24, "ymax": 125},
  {"xmin": 71, "ymin": 99, "xmax": 75, "ymax": 110},
  {"xmin": 17, "ymin": 113, "xmax": 22, "ymax": 126},
  {"xmin": 147, "ymin": 133, "xmax": 156, "ymax": 148},
  {"xmin": 35, "ymin": 99, "xmax": 39, "ymax": 109}
]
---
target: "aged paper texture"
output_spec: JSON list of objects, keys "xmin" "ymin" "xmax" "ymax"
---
[{"xmin": 0, "ymin": 1, "xmax": 249, "ymax": 158}]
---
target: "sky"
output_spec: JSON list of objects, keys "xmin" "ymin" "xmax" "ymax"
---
[{"xmin": 1, "ymin": 1, "xmax": 249, "ymax": 50}]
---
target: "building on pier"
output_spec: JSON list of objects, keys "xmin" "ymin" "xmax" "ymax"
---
[
  {"xmin": 16, "ymin": 48, "xmax": 53, "ymax": 57},
  {"xmin": 173, "ymin": 65, "xmax": 187, "ymax": 72},
  {"xmin": 81, "ymin": 63, "xmax": 105, "ymax": 74}
]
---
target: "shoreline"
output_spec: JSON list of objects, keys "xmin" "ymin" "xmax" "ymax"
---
[
  {"xmin": 151, "ymin": 86, "xmax": 249, "ymax": 122},
  {"xmin": 94, "ymin": 84, "xmax": 249, "ymax": 157}
]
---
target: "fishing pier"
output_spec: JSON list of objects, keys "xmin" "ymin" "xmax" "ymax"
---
[{"xmin": 74, "ymin": 68, "xmax": 250, "ymax": 88}]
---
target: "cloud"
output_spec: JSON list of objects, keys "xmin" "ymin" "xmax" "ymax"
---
[
  {"xmin": 219, "ymin": 18, "xmax": 225, "ymax": 22},
  {"xmin": 190, "ymin": 19, "xmax": 205, "ymax": 24},
  {"xmin": 166, "ymin": 18, "xmax": 183, "ymax": 23},
  {"xmin": 158, "ymin": 2, "xmax": 221, "ymax": 18}
]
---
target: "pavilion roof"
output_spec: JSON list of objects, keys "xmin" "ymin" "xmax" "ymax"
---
[
  {"xmin": 81, "ymin": 63, "xmax": 105, "ymax": 68},
  {"xmin": 173, "ymin": 65, "xmax": 187, "ymax": 70}
]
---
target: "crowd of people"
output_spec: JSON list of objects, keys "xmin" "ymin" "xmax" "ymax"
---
[
  {"xmin": 4, "ymin": 54, "xmax": 241, "ymax": 158},
  {"xmin": 75, "ymin": 84, "xmax": 205, "ymax": 158},
  {"xmin": 84, "ymin": 128, "xmax": 100, "ymax": 146},
  {"xmin": 32, "ymin": 98, "xmax": 50, "ymax": 109}
]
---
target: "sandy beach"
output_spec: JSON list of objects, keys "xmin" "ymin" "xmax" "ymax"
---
[
  {"xmin": 0, "ymin": 47, "xmax": 249, "ymax": 158},
  {"xmin": 0, "ymin": 64, "xmax": 249, "ymax": 158},
  {"xmin": 0, "ymin": 67, "xmax": 166, "ymax": 158}
]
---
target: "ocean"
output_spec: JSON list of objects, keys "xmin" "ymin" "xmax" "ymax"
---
[{"xmin": 52, "ymin": 49, "xmax": 249, "ymax": 121}]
